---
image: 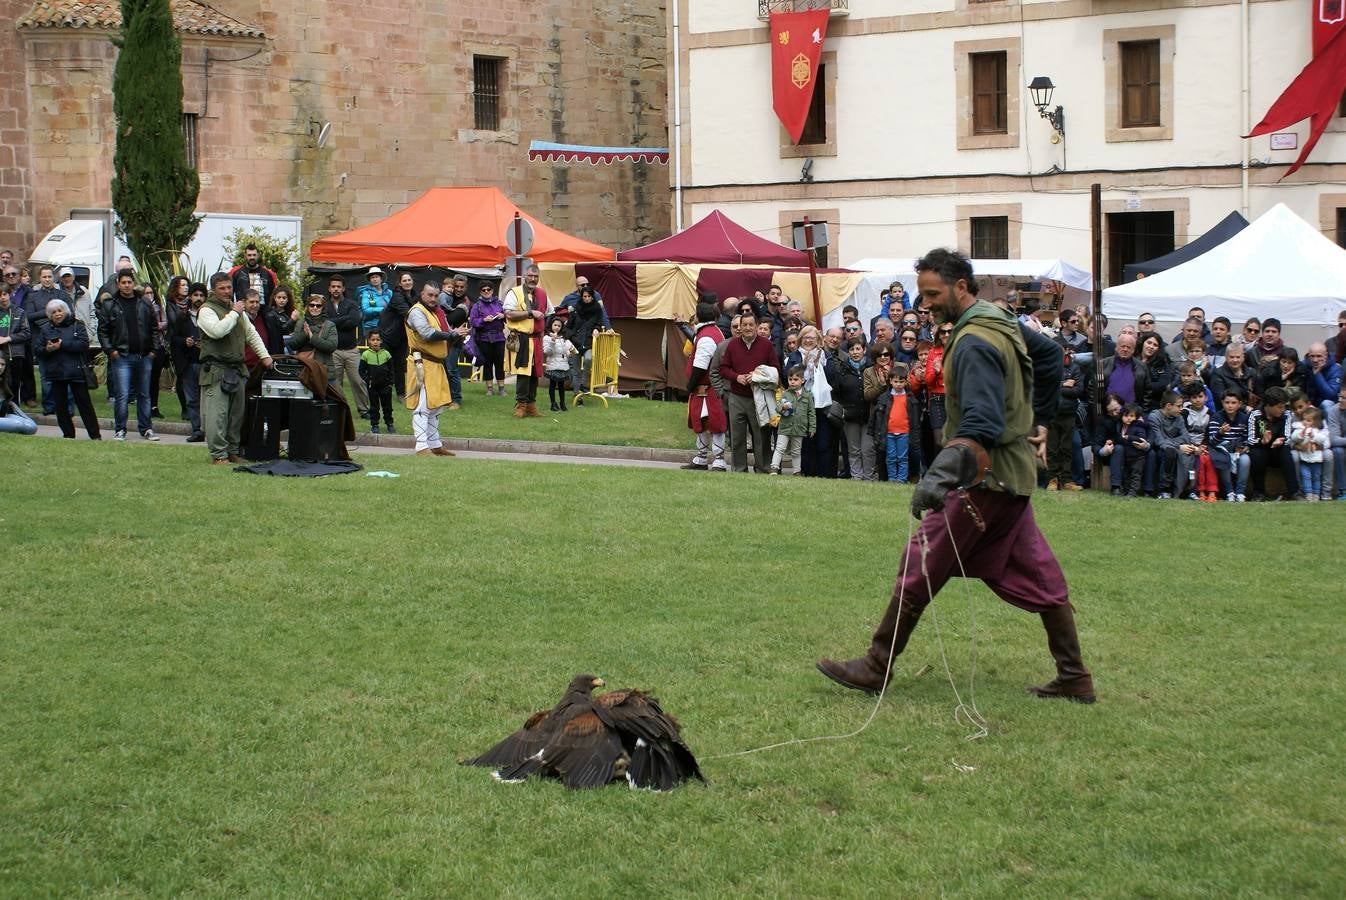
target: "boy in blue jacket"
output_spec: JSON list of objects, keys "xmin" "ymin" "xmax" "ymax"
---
[{"xmin": 1206, "ymin": 389, "xmax": 1250, "ymax": 501}]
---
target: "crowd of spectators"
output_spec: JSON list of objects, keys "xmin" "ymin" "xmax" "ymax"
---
[
  {"xmin": 3, "ymin": 245, "xmax": 1343, "ymax": 499},
  {"xmin": 675, "ymin": 285, "xmax": 1346, "ymax": 502}
]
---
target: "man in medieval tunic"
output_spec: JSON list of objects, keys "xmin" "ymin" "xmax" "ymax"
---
[
  {"xmin": 817, "ymin": 248, "xmax": 1096, "ymax": 704},
  {"xmin": 683, "ymin": 299, "xmax": 728, "ymax": 471},
  {"xmin": 406, "ymin": 282, "xmax": 460, "ymax": 456},
  {"xmin": 503, "ymin": 264, "xmax": 547, "ymax": 418}
]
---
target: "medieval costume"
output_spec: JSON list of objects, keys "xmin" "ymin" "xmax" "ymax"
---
[
  {"xmin": 503, "ymin": 280, "xmax": 547, "ymax": 417},
  {"xmin": 405, "ymin": 300, "xmax": 456, "ymax": 455},
  {"xmin": 683, "ymin": 321, "xmax": 727, "ymax": 470}
]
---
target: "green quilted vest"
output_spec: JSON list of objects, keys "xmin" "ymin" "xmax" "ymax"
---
[{"xmin": 942, "ymin": 301, "xmax": 1037, "ymax": 496}]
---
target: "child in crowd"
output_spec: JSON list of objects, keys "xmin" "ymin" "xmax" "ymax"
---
[
  {"xmin": 1093, "ymin": 393, "xmax": 1125, "ymax": 494},
  {"xmin": 1147, "ymin": 391, "xmax": 1200, "ymax": 499},
  {"xmin": 1206, "ymin": 390, "xmax": 1251, "ymax": 501},
  {"xmin": 1118, "ymin": 402, "xmax": 1150, "ymax": 497},
  {"xmin": 1175, "ymin": 360, "xmax": 1214, "ymax": 412},
  {"xmin": 1181, "ymin": 382, "xmax": 1212, "ymax": 497},
  {"xmin": 358, "ymin": 330, "xmax": 396, "ymax": 434},
  {"xmin": 1248, "ymin": 385, "xmax": 1299, "ymax": 501},
  {"xmin": 1290, "ymin": 406, "xmax": 1329, "ymax": 501},
  {"xmin": 869, "ymin": 363, "xmax": 917, "ymax": 484},
  {"xmin": 770, "ymin": 366, "xmax": 814, "ymax": 475},
  {"xmin": 543, "ymin": 316, "xmax": 576, "ymax": 412}
]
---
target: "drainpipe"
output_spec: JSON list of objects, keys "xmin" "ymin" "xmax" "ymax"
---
[
  {"xmin": 1240, "ymin": 0, "xmax": 1250, "ymax": 217},
  {"xmin": 672, "ymin": 0, "xmax": 684, "ymax": 232}
]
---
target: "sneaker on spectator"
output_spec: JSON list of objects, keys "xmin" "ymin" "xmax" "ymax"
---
[
  {"xmin": 1046, "ymin": 479, "xmax": 1059, "ymax": 491},
  {"xmin": 141, "ymin": 429, "xmax": 160, "ymax": 442},
  {"xmin": 371, "ymin": 425, "xmax": 380, "ymax": 434},
  {"xmin": 186, "ymin": 432, "xmax": 205, "ymax": 443},
  {"xmin": 1063, "ymin": 482, "xmax": 1083, "ymax": 492},
  {"xmin": 768, "ymin": 465, "xmax": 781, "ymax": 475},
  {"xmin": 114, "ymin": 430, "xmax": 126, "ymax": 442},
  {"xmin": 1236, "ymin": 493, "xmax": 1246, "ymax": 502},
  {"xmin": 1110, "ymin": 486, "xmax": 1122, "ymax": 496},
  {"xmin": 1156, "ymin": 492, "xmax": 1172, "ymax": 500},
  {"xmin": 386, "ymin": 424, "xmax": 396, "ymax": 433},
  {"xmin": 1225, "ymin": 492, "xmax": 1236, "ymax": 502}
]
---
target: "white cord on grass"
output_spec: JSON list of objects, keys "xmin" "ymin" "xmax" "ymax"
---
[{"xmin": 702, "ymin": 501, "xmax": 987, "ymax": 762}]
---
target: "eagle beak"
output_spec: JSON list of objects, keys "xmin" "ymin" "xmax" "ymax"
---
[{"xmin": 591, "ymin": 677, "xmax": 605, "ymax": 688}]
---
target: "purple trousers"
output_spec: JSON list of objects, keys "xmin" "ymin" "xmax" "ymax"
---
[{"xmin": 883, "ymin": 488, "xmax": 1068, "ymax": 625}]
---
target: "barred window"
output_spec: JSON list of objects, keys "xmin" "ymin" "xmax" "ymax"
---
[
  {"xmin": 970, "ymin": 216, "xmax": 1009, "ymax": 259},
  {"xmin": 473, "ymin": 56, "xmax": 503, "ymax": 131},
  {"xmin": 181, "ymin": 113, "xmax": 199, "ymax": 168}
]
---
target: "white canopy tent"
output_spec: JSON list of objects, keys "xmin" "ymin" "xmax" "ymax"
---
[
  {"xmin": 1102, "ymin": 204, "xmax": 1346, "ymax": 327},
  {"xmin": 835, "ymin": 257, "xmax": 1093, "ymax": 332}
]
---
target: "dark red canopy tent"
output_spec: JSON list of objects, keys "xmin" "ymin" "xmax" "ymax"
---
[{"xmin": 617, "ymin": 210, "xmax": 810, "ymax": 266}]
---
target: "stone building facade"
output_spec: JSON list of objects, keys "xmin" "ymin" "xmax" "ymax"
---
[{"xmin": 1, "ymin": 0, "xmax": 668, "ymax": 260}]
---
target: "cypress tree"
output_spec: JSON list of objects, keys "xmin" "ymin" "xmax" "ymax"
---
[{"xmin": 110, "ymin": 0, "xmax": 201, "ymax": 267}]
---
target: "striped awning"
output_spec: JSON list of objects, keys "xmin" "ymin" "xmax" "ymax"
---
[{"xmin": 527, "ymin": 141, "xmax": 669, "ymax": 165}]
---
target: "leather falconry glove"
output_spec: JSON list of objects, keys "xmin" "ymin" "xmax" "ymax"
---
[{"xmin": 910, "ymin": 437, "xmax": 991, "ymax": 519}]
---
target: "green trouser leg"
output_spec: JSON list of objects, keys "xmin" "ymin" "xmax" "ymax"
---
[{"xmin": 201, "ymin": 382, "xmax": 231, "ymax": 460}]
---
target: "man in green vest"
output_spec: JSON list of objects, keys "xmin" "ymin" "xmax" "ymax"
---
[
  {"xmin": 818, "ymin": 249, "xmax": 1096, "ymax": 704},
  {"xmin": 198, "ymin": 272, "xmax": 273, "ymax": 464}
]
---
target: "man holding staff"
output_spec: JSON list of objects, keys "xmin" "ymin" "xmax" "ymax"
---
[{"xmin": 817, "ymin": 249, "xmax": 1096, "ymax": 704}]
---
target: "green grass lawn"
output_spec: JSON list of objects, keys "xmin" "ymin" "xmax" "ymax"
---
[
  {"xmin": 4, "ymin": 437, "xmax": 1343, "ymax": 896},
  {"xmin": 83, "ymin": 378, "xmax": 695, "ymax": 449}
]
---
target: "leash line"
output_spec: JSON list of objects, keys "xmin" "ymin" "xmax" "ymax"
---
[{"xmin": 703, "ymin": 497, "xmax": 987, "ymax": 762}]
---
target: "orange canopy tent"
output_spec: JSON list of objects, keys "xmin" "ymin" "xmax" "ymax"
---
[{"xmin": 309, "ymin": 186, "xmax": 615, "ymax": 267}]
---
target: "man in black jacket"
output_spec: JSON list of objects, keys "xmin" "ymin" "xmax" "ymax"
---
[
  {"xmin": 166, "ymin": 282, "xmax": 205, "ymax": 441},
  {"xmin": 98, "ymin": 271, "xmax": 161, "ymax": 441},
  {"xmin": 230, "ymin": 244, "xmax": 278, "ymax": 306},
  {"xmin": 325, "ymin": 275, "xmax": 368, "ymax": 418},
  {"xmin": 379, "ymin": 272, "xmax": 415, "ymax": 401}
]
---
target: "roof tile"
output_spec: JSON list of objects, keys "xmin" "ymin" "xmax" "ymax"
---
[{"xmin": 18, "ymin": 0, "xmax": 266, "ymax": 39}]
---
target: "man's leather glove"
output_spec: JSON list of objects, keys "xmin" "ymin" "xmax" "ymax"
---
[{"xmin": 910, "ymin": 438, "xmax": 990, "ymax": 519}]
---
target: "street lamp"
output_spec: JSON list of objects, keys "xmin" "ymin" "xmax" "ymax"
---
[{"xmin": 1028, "ymin": 76, "xmax": 1065, "ymax": 141}]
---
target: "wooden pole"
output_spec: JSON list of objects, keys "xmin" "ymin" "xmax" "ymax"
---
[
  {"xmin": 804, "ymin": 215, "xmax": 822, "ymax": 326},
  {"xmin": 1090, "ymin": 182, "xmax": 1106, "ymax": 491}
]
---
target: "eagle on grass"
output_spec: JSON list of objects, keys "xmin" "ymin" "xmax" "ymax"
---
[{"xmin": 463, "ymin": 674, "xmax": 705, "ymax": 791}]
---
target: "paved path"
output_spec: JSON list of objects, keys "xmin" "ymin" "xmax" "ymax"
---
[{"xmin": 29, "ymin": 424, "xmax": 685, "ymax": 470}]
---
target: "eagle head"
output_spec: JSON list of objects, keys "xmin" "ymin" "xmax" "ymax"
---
[{"xmin": 568, "ymin": 674, "xmax": 605, "ymax": 694}]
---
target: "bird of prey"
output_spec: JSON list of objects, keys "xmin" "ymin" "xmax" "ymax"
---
[{"xmin": 463, "ymin": 674, "xmax": 705, "ymax": 791}]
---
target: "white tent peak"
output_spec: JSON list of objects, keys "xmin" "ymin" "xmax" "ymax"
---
[{"xmin": 1102, "ymin": 203, "xmax": 1346, "ymax": 326}]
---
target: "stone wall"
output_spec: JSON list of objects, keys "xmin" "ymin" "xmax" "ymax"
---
[
  {"xmin": 0, "ymin": 3, "xmax": 36, "ymax": 254},
  {"xmin": 4, "ymin": 0, "xmax": 668, "ymax": 261}
]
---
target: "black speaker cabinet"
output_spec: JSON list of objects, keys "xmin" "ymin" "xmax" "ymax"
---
[
  {"xmin": 288, "ymin": 399, "xmax": 341, "ymax": 462},
  {"xmin": 242, "ymin": 395, "xmax": 286, "ymax": 461}
]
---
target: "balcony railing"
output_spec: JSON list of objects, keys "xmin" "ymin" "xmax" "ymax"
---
[{"xmin": 758, "ymin": 0, "xmax": 849, "ymax": 20}]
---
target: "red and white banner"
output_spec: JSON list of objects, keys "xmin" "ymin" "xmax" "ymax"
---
[
  {"xmin": 1315, "ymin": 0, "xmax": 1346, "ymax": 53},
  {"xmin": 770, "ymin": 10, "xmax": 830, "ymax": 144},
  {"xmin": 1246, "ymin": 23, "xmax": 1346, "ymax": 177}
]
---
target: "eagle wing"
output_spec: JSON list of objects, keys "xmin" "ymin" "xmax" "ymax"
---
[
  {"xmin": 461, "ymin": 708, "xmax": 557, "ymax": 768},
  {"xmin": 596, "ymin": 689, "xmax": 705, "ymax": 790},
  {"xmin": 538, "ymin": 710, "xmax": 627, "ymax": 790}
]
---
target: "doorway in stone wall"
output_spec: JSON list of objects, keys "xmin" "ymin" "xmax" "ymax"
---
[{"xmin": 1107, "ymin": 211, "xmax": 1173, "ymax": 286}]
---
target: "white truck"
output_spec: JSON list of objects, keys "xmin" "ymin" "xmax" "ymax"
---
[{"xmin": 27, "ymin": 208, "xmax": 302, "ymax": 292}]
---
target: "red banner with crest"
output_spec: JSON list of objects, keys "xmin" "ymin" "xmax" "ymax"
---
[
  {"xmin": 1314, "ymin": 0, "xmax": 1346, "ymax": 53},
  {"xmin": 770, "ymin": 10, "xmax": 830, "ymax": 144}
]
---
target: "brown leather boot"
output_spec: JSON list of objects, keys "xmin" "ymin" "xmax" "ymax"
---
[
  {"xmin": 817, "ymin": 600, "xmax": 925, "ymax": 694},
  {"xmin": 1027, "ymin": 603, "xmax": 1096, "ymax": 703},
  {"xmin": 512, "ymin": 402, "xmax": 526, "ymax": 418},
  {"xmin": 525, "ymin": 402, "xmax": 544, "ymax": 418}
]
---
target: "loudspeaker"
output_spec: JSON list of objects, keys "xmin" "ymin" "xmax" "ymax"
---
[
  {"xmin": 243, "ymin": 395, "xmax": 285, "ymax": 461},
  {"xmin": 288, "ymin": 399, "xmax": 341, "ymax": 462}
]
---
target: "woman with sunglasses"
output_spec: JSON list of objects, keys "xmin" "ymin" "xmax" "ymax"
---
[
  {"xmin": 469, "ymin": 282, "xmax": 507, "ymax": 396},
  {"xmin": 1235, "ymin": 317, "xmax": 1261, "ymax": 352},
  {"xmin": 893, "ymin": 327, "xmax": 920, "ymax": 366},
  {"xmin": 914, "ymin": 324, "xmax": 951, "ymax": 459},
  {"xmin": 289, "ymin": 295, "xmax": 338, "ymax": 384}
]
